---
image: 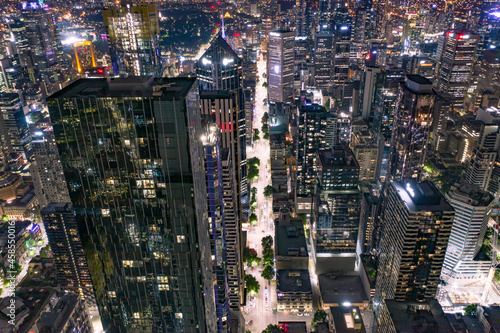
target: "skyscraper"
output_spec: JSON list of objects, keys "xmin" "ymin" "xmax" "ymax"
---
[
  {"xmin": 441, "ymin": 184, "xmax": 494, "ymax": 286},
  {"xmin": 0, "ymin": 93, "xmax": 30, "ymax": 158},
  {"xmin": 296, "ymin": 104, "xmax": 332, "ymax": 197},
  {"xmin": 436, "ymin": 30, "xmax": 479, "ymax": 111},
  {"xmin": 268, "ymin": 30, "xmax": 295, "ymax": 103},
  {"xmin": 29, "ymin": 126, "xmax": 71, "ymax": 209},
  {"xmin": 41, "ymin": 202, "xmax": 95, "ymax": 306},
  {"xmin": 200, "ymin": 91, "xmax": 244, "ymax": 309},
  {"xmin": 373, "ymin": 181, "xmax": 454, "ymax": 329},
  {"xmin": 196, "ymin": 35, "xmax": 247, "ymax": 201},
  {"xmin": 47, "ymin": 77, "xmax": 216, "ymax": 333},
  {"xmin": 332, "ymin": 23, "xmax": 351, "ymax": 83},
  {"xmin": 389, "ymin": 75, "xmax": 435, "ymax": 181},
  {"xmin": 313, "ymin": 31, "xmax": 333, "ymax": 88},
  {"xmin": 103, "ymin": 3, "xmax": 161, "ymax": 77},
  {"xmin": 465, "ymin": 122, "xmax": 500, "ymax": 192},
  {"xmin": 315, "ymin": 145, "xmax": 361, "ymax": 273}
]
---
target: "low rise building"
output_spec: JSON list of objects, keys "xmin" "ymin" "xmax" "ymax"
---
[
  {"xmin": 276, "ymin": 270, "xmax": 313, "ymax": 313},
  {"xmin": 275, "ymin": 213, "xmax": 308, "ymax": 270}
]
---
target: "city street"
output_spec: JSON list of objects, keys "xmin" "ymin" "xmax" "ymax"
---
[{"xmin": 243, "ymin": 52, "xmax": 313, "ymax": 332}]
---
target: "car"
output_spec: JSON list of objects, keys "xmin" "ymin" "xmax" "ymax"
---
[
  {"xmin": 304, "ymin": 313, "xmax": 311, "ymax": 316},
  {"xmin": 247, "ymin": 320, "xmax": 253, "ymax": 325},
  {"xmin": 297, "ymin": 313, "xmax": 303, "ymax": 316},
  {"xmin": 262, "ymin": 230, "xmax": 265, "ymax": 233}
]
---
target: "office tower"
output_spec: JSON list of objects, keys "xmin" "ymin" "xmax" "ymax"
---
[
  {"xmin": 436, "ymin": 30, "xmax": 479, "ymax": 111},
  {"xmin": 196, "ymin": 35, "xmax": 247, "ymax": 200},
  {"xmin": 103, "ymin": 4, "xmax": 161, "ymax": 77},
  {"xmin": 430, "ymin": 92, "xmax": 452, "ymax": 151},
  {"xmin": 29, "ymin": 126, "xmax": 70, "ymax": 209},
  {"xmin": 350, "ymin": 129, "xmax": 379, "ymax": 182},
  {"xmin": 361, "ymin": 66, "xmax": 381, "ymax": 121},
  {"xmin": 465, "ymin": 122, "xmax": 500, "ymax": 192},
  {"xmin": 200, "ymin": 91, "xmax": 244, "ymax": 309},
  {"xmin": 47, "ymin": 77, "xmax": 216, "ymax": 333},
  {"xmin": 19, "ymin": 1, "xmax": 66, "ymax": 91},
  {"xmin": 315, "ymin": 146, "xmax": 361, "ymax": 273},
  {"xmin": 441, "ymin": 184, "xmax": 493, "ymax": 286},
  {"xmin": 268, "ymin": 30, "xmax": 295, "ymax": 103},
  {"xmin": 314, "ymin": 31, "xmax": 333, "ymax": 88},
  {"xmin": 0, "ymin": 93, "xmax": 29, "ymax": 158},
  {"xmin": 297, "ymin": 104, "xmax": 332, "ymax": 197},
  {"xmin": 202, "ymin": 133, "xmax": 230, "ymax": 331},
  {"xmin": 389, "ymin": 75, "xmax": 435, "ymax": 181},
  {"xmin": 332, "ymin": 23, "xmax": 351, "ymax": 83},
  {"xmin": 73, "ymin": 41, "xmax": 97, "ymax": 75},
  {"xmin": 41, "ymin": 203, "xmax": 95, "ymax": 306},
  {"xmin": 373, "ymin": 181, "xmax": 454, "ymax": 329}
]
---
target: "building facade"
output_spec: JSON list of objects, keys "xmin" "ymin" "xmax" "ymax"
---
[{"xmin": 268, "ymin": 30, "xmax": 295, "ymax": 103}]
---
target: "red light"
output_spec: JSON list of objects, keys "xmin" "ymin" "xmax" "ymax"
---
[
  {"xmin": 211, "ymin": 5, "xmax": 214, "ymax": 8},
  {"xmin": 447, "ymin": 32, "xmax": 452, "ymax": 37},
  {"xmin": 78, "ymin": 49, "xmax": 80, "ymax": 52},
  {"xmin": 84, "ymin": 48, "xmax": 87, "ymax": 51},
  {"xmin": 284, "ymin": 329, "xmax": 287, "ymax": 332},
  {"xmin": 97, "ymin": 69, "xmax": 104, "ymax": 73},
  {"xmin": 218, "ymin": 1, "xmax": 220, "ymax": 4},
  {"xmin": 217, "ymin": 23, "xmax": 220, "ymax": 27},
  {"xmin": 213, "ymin": 30, "xmax": 216, "ymax": 33},
  {"xmin": 106, "ymin": 67, "xmax": 109, "ymax": 69},
  {"xmin": 458, "ymin": 34, "xmax": 464, "ymax": 39},
  {"xmin": 234, "ymin": 33, "xmax": 240, "ymax": 36}
]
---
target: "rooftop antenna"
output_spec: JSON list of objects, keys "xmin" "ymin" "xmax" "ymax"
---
[{"xmin": 221, "ymin": 7, "xmax": 226, "ymax": 40}]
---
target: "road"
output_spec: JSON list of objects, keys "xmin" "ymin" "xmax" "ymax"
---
[{"xmin": 243, "ymin": 51, "xmax": 313, "ymax": 333}]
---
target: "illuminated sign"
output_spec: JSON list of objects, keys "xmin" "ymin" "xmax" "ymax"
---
[{"xmin": 340, "ymin": 26, "xmax": 349, "ymax": 31}]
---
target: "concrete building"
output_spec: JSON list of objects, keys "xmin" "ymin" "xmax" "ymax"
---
[
  {"xmin": 276, "ymin": 270, "xmax": 313, "ymax": 313},
  {"xmin": 268, "ymin": 30, "xmax": 295, "ymax": 103},
  {"xmin": 275, "ymin": 215, "xmax": 308, "ymax": 270}
]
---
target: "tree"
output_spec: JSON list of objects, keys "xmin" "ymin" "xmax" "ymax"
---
[
  {"xmin": 249, "ymin": 213, "xmax": 258, "ymax": 225},
  {"xmin": 312, "ymin": 309, "xmax": 328, "ymax": 329},
  {"xmin": 245, "ymin": 274, "xmax": 260, "ymax": 295},
  {"xmin": 464, "ymin": 303, "xmax": 478, "ymax": 316},
  {"xmin": 264, "ymin": 185, "xmax": 276, "ymax": 198},
  {"xmin": 243, "ymin": 247, "xmax": 261, "ymax": 267},
  {"xmin": 263, "ymin": 132, "xmax": 269, "ymax": 140},
  {"xmin": 262, "ymin": 324, "xmax": 280, "ymax": 333},
  {"xmin": 262, "ymin": 265, "xmax": 275, "ymax": 281},
  {"xmin": 262, "ymin": 112, "xmax": 269, "ymax": 124},
  {"xmin": 251, "ymin": 187, "xmax": 258, "ymax": 196},
  {"xmin": 248, "ymin": 157, "xmax": 261, "ymax": 167},
  {"xmin": 253, "ymin": 129, "xmax": 260, "ymax": 141},
  {"xmin": 262, "ymin": 248, "xmax": 274, "ymax": 266},
  {"xmin": 248, "ymin": 166, "xmax": 259, "ymax": 182},
  {"xmin": 262, "ymin": 82, "xmax": 268, "ymax": 88},
  {"xmin": 40, "ymin": 244, "xmax": 51, "ymax": 258},
  {"xmin": 261, "ymin": 235, "xmax": 273, "ymax": 249}
]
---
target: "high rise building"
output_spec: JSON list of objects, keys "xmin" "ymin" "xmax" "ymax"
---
[
  {"xmin": 314, "ymin": 145, "xmax": 361, "ymax": 273},
  {"xmin": 389, "ymin": 75, "xmax": 435, "ymax": 181},
  {"xmin": 103, "ymin": 4, "xmax": 161, "ymax": 77},
  {"xmin": 41, "ymin": 202, "xmax": 95, "ymax": 306},
  {"xmin": 29, "ymin": 126, "xmax": 70, "ymax": 209},
  {"xmin": 314, "ymin": 31, "xmax": 333, "ymax": 88},
  {"xmin": 201, "ymin": 132, "xmax": 230, "ymax": 331},
  {"xmin": 47, "ymin": 77, "xmax": 216, "ymax": 333},
  {"xmin": 18, "ymin": 0, "xmax": 66, "ymax": 93},
  {"xmin": 268, "ymin": 30, "xmax": 295, "ymax": 103},
  {"xmin": 436, "ymin": 30, "xmax": 479, "ymax": 111},
  {"xmin": 465, "ymin": 122, "xmax": 500, "ymax": 192},
  {"xmin": 441, "ymin": 184, "xmax": 494, "ymax": 286},
  {"xmin": 332, "ymin": 23, "xmax": 351, "ymax": 83},
  {"xmin": 373, "ymin": 181, "xmax": 454, "ymax": 329},
  {"xmin": 361, "ymin": 66, "xmax": 382, "ymax": 121},
  {"xmin": 73, "ymin": 41, "xmax": 97, "ymax": 75},
  {"xmin": 0, "ymin": 92, "xmax": 30, "ymax": 158},
  {"xmin": 297, "ymin": 104, "xmax": 332, "ymax": 197},
  {"xmin": 196, "ymin": 35, "xmax": 247, "ymax": 201},
  {"xmin": 200, "ymin": 91, "xmax": 244, "ymax": 309}
]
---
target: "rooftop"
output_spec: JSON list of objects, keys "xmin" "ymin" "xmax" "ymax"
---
[
  {"xmin": 447, "ymin": 183, "xmax": 494, "ymax": 207},
  {"xmin": 330, "ymin": 306, "xmax": 366, "ymax": 333},
  {"xmin": 275, "ymin": 219, "xmax": 307, "ymax": 258},
  {"xmin": 392, "ymin": 180, "xmax": 454, "ymax": 212},
  {"xmin": 319, "ymin": 275, "xmax": 367, "ymax": 305},
  {"xmin": 385, "ymin": 299, "xmax": 453, "ymax": 333},
  {"xmin": 318, "ymin": 146, "xmax": 359, "ymax": 169},
  {"xmin": 276, "ymin": 270, "xmax": 312, "ymax": 294},
  {"xmin": 48, "ymin": 77, "xmax": 197, "ymax": 100}
]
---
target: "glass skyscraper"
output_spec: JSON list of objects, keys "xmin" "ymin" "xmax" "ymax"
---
[{"xmin": 47, "ymin": 77, "xmax": 216, "ymax": 333}]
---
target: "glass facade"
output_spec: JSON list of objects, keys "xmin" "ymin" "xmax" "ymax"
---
[{"xmin": 47, "ymin": 77, "xmax": 215, "ymax": 333}]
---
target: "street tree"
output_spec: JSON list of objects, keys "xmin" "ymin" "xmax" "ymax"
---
[
  {"xmin": 245, "ymin": 274, "xmax": 260, "ymax": 295},
  {"xmin": 261, "ymin": 265, "xmax": 274, "ymax": 281},
  {"xmin": 263, "ymin": 185, "xmax": 275, "ymax": 198},
  {"xmin": 261, "ymin": 235, "xmax": 273, "ymax": 249},
  {"xmin": 249, "ymin": 213, "xmax": 258, "ymax": 225},
  {"xmin": 243, "ymin": 247, "xmax": 261, "ymax": 267},
  {"xmin": 262, "ymin": 324, "xmax": 280, "ymax": 333}
]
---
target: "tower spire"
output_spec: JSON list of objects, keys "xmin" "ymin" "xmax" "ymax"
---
[{"xmin": 221, "ymin": 8, "xmax": 226, "ymax": 40}]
